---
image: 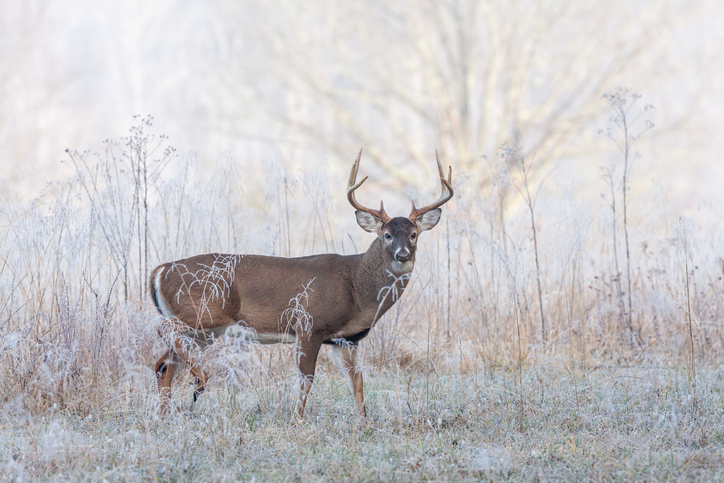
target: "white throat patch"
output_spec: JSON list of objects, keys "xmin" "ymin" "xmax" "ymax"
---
[{"xmin": 391, "ymin": 260, "xmax": 414, "ymax": 274}]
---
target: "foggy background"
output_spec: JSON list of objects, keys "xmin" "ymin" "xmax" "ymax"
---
[{"xmin": 2, "ymin": 0, "xmax": 723, "ymax": 214}]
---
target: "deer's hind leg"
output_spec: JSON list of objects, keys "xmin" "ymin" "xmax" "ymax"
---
[
  {"xmin": 157, "ymin": 318, "xmax": 211, "ymax": 411},
  {"xmin": 155, "ymin": 349, "xmax": 182, "ymax": 415}
]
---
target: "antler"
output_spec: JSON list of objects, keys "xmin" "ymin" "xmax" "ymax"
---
[
  {"xmin": 409, "ymin": 150, "xmax": 454, "ymax": 221},
  {"xmin": 347, "ymin": 148, "xmax": 391, "ymax": 223}
]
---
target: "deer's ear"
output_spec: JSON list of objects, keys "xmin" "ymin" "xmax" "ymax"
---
[
  {"xmin": 415, "ymin": 208, "xmax": 442, "ymax": 232},
  {"xmin": 355, "ymin": 210, "xmax": 384, "ymax": 233}
]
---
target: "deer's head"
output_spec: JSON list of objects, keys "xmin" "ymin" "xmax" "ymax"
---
[{"xmin": 347, "ymin": 149, "xmax": 454, "ymax": 274}]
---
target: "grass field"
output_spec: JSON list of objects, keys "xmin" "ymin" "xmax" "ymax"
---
[
  {"xmin": 2, "ymin": 350, "xmax": 723, "ymax": 481},
  {"xmin": 2, "ymin": 115, "xmax": 724, "ymax": 481}
]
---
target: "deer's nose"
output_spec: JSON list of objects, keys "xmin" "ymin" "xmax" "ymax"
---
[{"xmin": 396, "ymin": 250, "xmax": 411, "ymax": 262}]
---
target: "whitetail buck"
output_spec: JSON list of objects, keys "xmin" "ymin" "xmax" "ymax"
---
[{"xmin": 150, "ymin": 149, "xmax": 453, "ymax": 418}]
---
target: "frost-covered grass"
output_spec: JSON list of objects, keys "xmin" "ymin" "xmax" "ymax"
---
[
  {"xmin": 2, "ymin": 352, "xmax": 723, "ymax": 481},
  {"xmin": 1, "ymin": 118, "xmax": 724, "ymax": 480}
]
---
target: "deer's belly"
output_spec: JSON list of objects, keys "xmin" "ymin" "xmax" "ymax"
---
[
  {"xmin": 186, "ymin": 322, "xmax": 296, "ymax": 347},
  {"xmin": 254, "ymin": 332, "xmax": 296, "ymax": 344}
]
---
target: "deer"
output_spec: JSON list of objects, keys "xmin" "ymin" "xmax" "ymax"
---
[{"xmin": 150, "ymin": 149, "xmax": 453, "ymax": 419}]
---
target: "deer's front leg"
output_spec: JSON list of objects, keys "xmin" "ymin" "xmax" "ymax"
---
[
  {"xmin": 331, "ymin": 343, "xmax": 366, "ymax": 417},
  {"xmin": 293, "ymin": 338, "xmax": 323, "ymax": 420}
]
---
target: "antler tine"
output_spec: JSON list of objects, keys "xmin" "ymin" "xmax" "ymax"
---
[
  {"xmin": 435, "ymin": 149, "xmax": 453, "ymax": 187},
  {"xmin": 409, "ymin": 150, "xmax": 454, "ymax": 221},
  {"xmin": 347, "ymin": 148, "xmax": 390, "ymax": 222},
  {"xmin": 348, "ymin": 148, "xmax": 363, "ymax": 188},
  {"xmin": 435, "ymin": 149, "xmax": 445, "ymax": 178}
]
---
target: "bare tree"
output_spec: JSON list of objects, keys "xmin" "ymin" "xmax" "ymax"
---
[
  {"xmin": 1, "ymin": 0, "xmax": 720, "ymax": 205},
  {"xmin": 214, "ymin": 0, "xmax": 708, "ymax": 190}
]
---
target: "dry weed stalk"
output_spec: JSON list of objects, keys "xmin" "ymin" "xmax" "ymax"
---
[
  {"xmin": 675, "ymin": 215, "xmax": 696, "ymax": 385},
  {"xmin": 505, "ymin": 144, "xmax": 551, "ymax": 344},
  {"xmin": 601, "ymin": 88, "xmax": 654, "ymax": 347}
]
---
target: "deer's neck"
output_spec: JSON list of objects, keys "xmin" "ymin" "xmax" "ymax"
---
[{"xmin": 353, "ymin": 238, "xmax": 412, "ymax": 317}]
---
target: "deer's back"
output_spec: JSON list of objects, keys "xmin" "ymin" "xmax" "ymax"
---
[{"xmin": 152, "ymin": 252, "xmax": 363, "ymax": 337}]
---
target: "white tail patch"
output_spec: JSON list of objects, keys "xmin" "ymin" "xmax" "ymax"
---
[{"xmin": 154, "ymin": 267, "xmax": 176, "ymax": 318}]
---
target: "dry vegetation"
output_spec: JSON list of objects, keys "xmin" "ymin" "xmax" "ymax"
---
[{"xmin": 2, "ymin": 105, "xmax": 724, "ymax": 481}]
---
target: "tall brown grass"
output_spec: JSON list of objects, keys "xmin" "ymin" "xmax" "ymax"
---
[{"xmin": 1, "ymin": 108, "xmax": 722, "ymax": 480}]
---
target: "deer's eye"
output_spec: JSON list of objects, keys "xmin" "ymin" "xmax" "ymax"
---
[
  {"xmin": 384, "ymin": 233, "xmax": 392, "ymax": 240},
  {"xmin": 410, "ymin": 232, "xmax": 417, "ymax": 240}
]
